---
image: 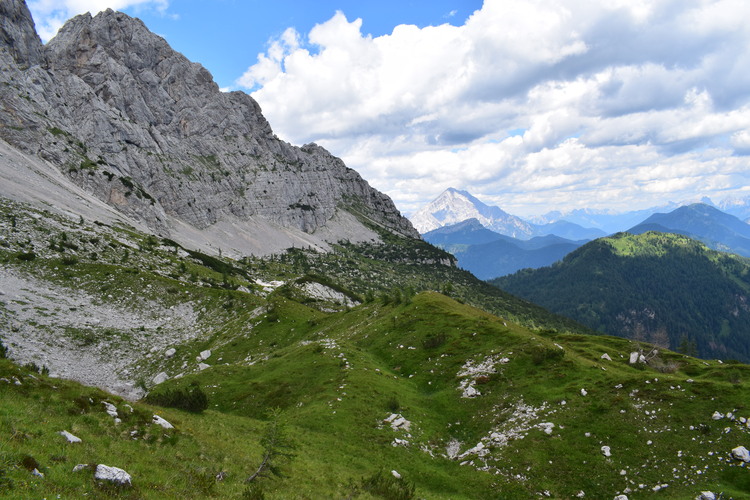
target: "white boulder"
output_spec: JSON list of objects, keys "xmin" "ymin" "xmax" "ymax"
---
[
  {"xmin": 152, "ymin": 415, "xmax": 174, "ymax": 429},
  {"xmin": 152, "ymin": 372, "xmax": 169, "ymax": 385},
  {"xmin": 164, "ymin": 348, "xmax": 176, "ymax": 358},
  {"xmin": 95, "ymin": 464, "xmax": 131, "ymax": 487},
  {"xmin": 199, "ymin": 349, "xmax": 211, "ymax": 361},
  {"xmin": 696, "ymin": 492, "xmax": 716, "ymax": 500},
  {"xmin": 601, "ymin": 445, "xmax": 612, "ymax": 457},
  {"xmin": 712, "ymin": 411, "xmax": 724, "ymax": 420},
  {"xmin": 601, "ymin": 353, "xmax": 612, "ymax": 361},
  {"xmin": 614, "ymin": 496, "xmax": 629, "ymax": 500},
  {"xmin": 391, "ymin": 470, "xmax": 401, "ymax": 479},
  {"xmin": 58, "ymin": 430, "xmax": 82, "ymax": 443},
  {"xmin": 731, "ymin": 445, "xmax": 750, "ymax": 462}
]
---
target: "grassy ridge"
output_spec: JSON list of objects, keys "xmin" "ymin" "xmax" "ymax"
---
[{"xmin": 2, "ymin": 200, "xmax": 750, "ymax": 498}]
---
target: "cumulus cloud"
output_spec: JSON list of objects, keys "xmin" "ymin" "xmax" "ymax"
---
[
  {"xmin": 28, "ymin": 0, "xmax": 169, "ymax": 41},
  {"xmin": 241, "ymin": 1, "xmax": 749, "ymax": 214}
]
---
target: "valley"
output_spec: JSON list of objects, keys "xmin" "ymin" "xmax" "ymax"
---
[{"xmin": 1, "ymin": 0, "xmax": 749, "ymax": 498}]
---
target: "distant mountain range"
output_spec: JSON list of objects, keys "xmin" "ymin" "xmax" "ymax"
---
[
  {"xmin": 629, "ymin": 203, "xmax": 750, "ymax": 258},
  {"xmin": 424, "ymin": 219, "xmax": 586, "ymax": 279},
  {"xmin": 413, "ymin": 189, "xmax": 750, "ymax": 280},
  {"xmin": 412, "ymin": 188, "xmax": 750, "ymax": 236},
  {"xmin": 410, "ymin": 188, "xmax": 605, "ymax": 240},
  {"xmin": 492, "ymin": 232, "xmax": 750, "ymax": 362}
]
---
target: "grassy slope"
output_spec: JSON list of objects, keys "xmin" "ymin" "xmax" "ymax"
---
[
  {"xmin": 3, "ymin": 292, "xmax": 750, "ymax": 498},
  {"xmin": 2, "ymin": 201, "xmax": 750, "ymax": 498}
]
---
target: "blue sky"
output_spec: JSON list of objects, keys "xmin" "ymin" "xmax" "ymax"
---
[{"xmin": 27, "ymin": 1, "xmax": 750, "ymax": 217}]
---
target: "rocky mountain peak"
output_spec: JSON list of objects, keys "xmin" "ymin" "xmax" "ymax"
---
[
  {"xmin": 0, "ymin": 0, "xmax": 43, "ymax": 67},
  {"xmin": 0, "ymin": 1, "xmax": 419, "ymax": 256},
  {"xmin": 410, "ymin": 188, "xmax": 533, "ymax": 238}
]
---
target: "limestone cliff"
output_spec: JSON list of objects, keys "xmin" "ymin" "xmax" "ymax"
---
[{"xmin": 0, "ymin": 1, "xmax": 418, "ymax": 255}]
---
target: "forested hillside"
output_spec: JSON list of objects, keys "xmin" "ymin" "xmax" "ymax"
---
[{"xmin": 492, "ymin": 232, "xmax": 750, "ymax": 362}]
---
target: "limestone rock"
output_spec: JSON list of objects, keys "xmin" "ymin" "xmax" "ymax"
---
[
  {"xmin": 731, "ymin": 445, "xmax": 750, "ymax": 462},
  {"xmin": 0, "ymin": 4, "xmax": 420, "ymax": 257},
  {"xmin": 0, "ymin": 0, "xmax": 43, "ymax": 67},
  {"xmin": 95, "ymin": 464, "xmax": 132, "ymax": 487},
  {"xmin": 152, "ymin": 372, "xmax": 169, "ymax": 385},
  {"xmin": 59, "ymin": 430, "xmax": 82, "ymax": 443},
  {"xmin": 199, "ymin": 350, "xmax": 211, "ymax": 361},
  {"xmin": 164, "ymin": 348, "xmax": 176, "ymax": 358},
  {"xmin": 152, "ymin": 415, "xmax": 174, "ymax": 429}
]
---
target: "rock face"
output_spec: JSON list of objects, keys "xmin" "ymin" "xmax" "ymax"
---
[{"xmin": 0, "ymin": 1, "xmax": 418, "ymax": 256}]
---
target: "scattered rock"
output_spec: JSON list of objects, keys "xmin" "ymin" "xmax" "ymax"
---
[
  {"xmin": 73, "ymin": 464, "xmax": 90, "ymax": 472},
  {"xmin": 538, "ymin": 422, "xmax": 555, "ymax": 435},
  {"xmin": 731, "ymin": 445, "xmax": 750, "ymax": 462},
  {"xmin": 391, "ymin": 470, "xmax": 401, "ymax": 479},
  {"xmin": 712, "ymin": 411, "xmax": 724, "ymax": 420},
  {"xmin": 164, "ymin": 348, "xmax": 176, "ymax": 358},
  {"xmin": 696, "ymin": 492, "xmax": 716, "ymax": 500},
  {"xmin": 31, "ymin": 468, "xmax": 44, "ymax": 478},
  {"xmin": 580, "ymin": 388, "xmax": 588, "ymax": 396},
  {"xmin": 199, "ymin": 350, "xmax": 211, "ymax": 361},
  {"xmin": 198, "ymin": 363, "xmax": 210, "ymax": 371},
  {"xmin": 152, "ymin": 415, "xmax": 174, "ymax": 429},
  {"xmin": 384, "ymin": 413, "xmax": 411, "ymax": 432},
  {"xmin": 601, "ymin": 353, "xmax": 612, "ymax": 361},
  {"xmin": 601, "ymin": 445, "xmax": 611, "ymax": 457},
  {"xmin": 102, "ymin": 401, "xmax": 118, "ymax": 418},
  {"xmin": 152, "ymin": 372, "xmax": 169, "ymax": 385},
  {"xmin": 95, "ymin": 464, "xmax": 132, "ymax": 487},
  {"xmin": 629, "ymin": 352, "xmax": 639, "ymax": 364},
  {"xmin": 58, "ymin": 430, "xmax": 82, "ymax": 443}
]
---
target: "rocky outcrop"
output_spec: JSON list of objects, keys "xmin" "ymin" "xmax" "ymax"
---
[
  {"xmin": 0, "ymin": 2, "xmax": 418, "ymax": 256},
  {"xmin": 0, "ymin": 0, "xmax": 43, "ymax": 67}
]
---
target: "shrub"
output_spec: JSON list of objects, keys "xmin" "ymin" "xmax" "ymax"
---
[
  {"xmin": 422, "ymin": 333, "xmax": 447, "ymax": 350},
  {"xmin": 530, "ymin": 345, "xmax": 565, "ymax": 365},
  {"xmin": 385, "ymin": 396, "xmax": 400, "ymax": 413},
  {"xmin": 15, "ymin": 252, "xmax": 36, "ymax": 261},
  {"xmin": 145, "ymin": 384, "xmax": 208, "ymax": 413}
]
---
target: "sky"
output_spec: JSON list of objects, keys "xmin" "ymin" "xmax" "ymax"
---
[{"xmin": 27, "ymin": 0, "xmax": 750, "ymax": 218}]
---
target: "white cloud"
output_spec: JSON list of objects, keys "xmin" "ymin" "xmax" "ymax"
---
[
  {"xmin": 234, "ymin": 0, "xmax": 748, "ymax": 216},
  {"xmin": 28, "ymin": 0, "xmax": 169, "ymax": 41}
]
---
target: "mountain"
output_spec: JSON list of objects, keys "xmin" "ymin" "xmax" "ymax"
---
[
  {"xmin": 493, "ymin": 231, "xmax": 750, "ymax": 362},
  {"xmin": 0, "ymin": 2, "xmax": 417, "ymax": 258},
  {"xmin": 533, "ymin": 204, "xmax": 681, "ymax": 234},
  {"xmin": 410, "ymin": 188, "xmax": 535, "ymax": 237},
  {"xmin": 2, "ymin": 3, "xmax": 750, "ymax": 498},
  {"xmin": 421, "ymin": 218, "xmax": 509, "ymax": 250},
  {"xmin": 410, "ymin": 188, "xmax": 605, "ymax": 240},
  {"xmin": 717, "ymin": 195, "xmax": 750, "ymax": 222},
  {"xmin": 424, "ymin": 219, "xmax": 586, "ymax": 279},
  {"xmin": 629, "ymin": 203, "xmax": 750, "ymax": 258}
]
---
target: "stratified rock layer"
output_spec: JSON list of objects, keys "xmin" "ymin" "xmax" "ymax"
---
[{"xmin": 0, "ymin": 2, "xmax": 418, "ymax": 255}]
